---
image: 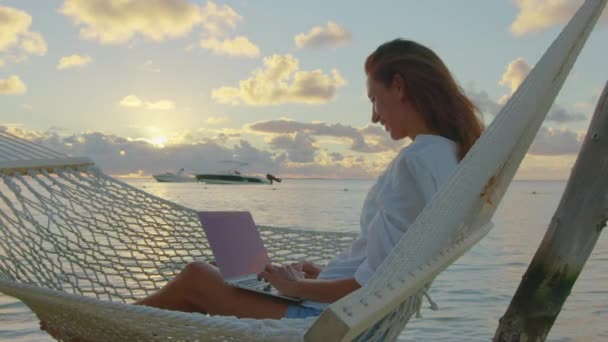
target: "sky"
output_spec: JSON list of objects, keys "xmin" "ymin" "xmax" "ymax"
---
[{"xmin": 1, "ymin": 0, "xmax": 607, "ymax": 180}]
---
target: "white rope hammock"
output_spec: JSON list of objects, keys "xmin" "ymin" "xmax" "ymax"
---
[{"xmin": 1, "ymin": 1, "xmax": 606, "ymax": 340}]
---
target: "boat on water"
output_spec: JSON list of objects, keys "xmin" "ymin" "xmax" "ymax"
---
[
  {"xmin": 152, "ymin": 168, "xmax": 196, "ymax": 182},
  {"xmin": 195, "ymin": 170, "xmax": 282, "ymax": 185}
]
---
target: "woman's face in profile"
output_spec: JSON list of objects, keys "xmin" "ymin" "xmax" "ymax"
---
[{"xmin": 366, "ymin": 75, "xmax": 411, "ymax": 141}]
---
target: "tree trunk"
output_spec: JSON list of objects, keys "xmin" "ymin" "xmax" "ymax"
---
[{"xmin": 493, "ymin": 81, "xmax": 608, "ymax": 342}]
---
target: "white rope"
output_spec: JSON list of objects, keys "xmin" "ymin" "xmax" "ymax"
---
[{"xmin": 0, "ymin": 131, "xmax": 67, "ymax": 162}]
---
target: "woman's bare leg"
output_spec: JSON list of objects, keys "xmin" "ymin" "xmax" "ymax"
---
[
  {"xmin": 40, "ymin": 261, "xmax": 288, "ymax": 340},
  {"xmin": 135, "ymin": 261, "xmax": 290, "ymax": 319}
]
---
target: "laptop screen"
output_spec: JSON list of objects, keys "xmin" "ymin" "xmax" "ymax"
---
[{"xmin": 197, "ymin": 211, "xmax": 271, "ymax": 279}]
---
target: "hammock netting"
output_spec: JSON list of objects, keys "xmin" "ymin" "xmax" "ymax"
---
[
  {"xmin": 0, "ymin": 165, "xmax": 357, "ymax": 302},
  {"xmin": 0, "ymin": 1, "xmax": 606, "ymax": 340}
]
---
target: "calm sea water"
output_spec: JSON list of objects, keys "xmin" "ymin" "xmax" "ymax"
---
[{"xmin": 0, "ymin": 179, "xmax": 606, "ymax": 341}]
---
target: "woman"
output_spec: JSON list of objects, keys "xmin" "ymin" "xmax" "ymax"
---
[{"xmin": 134, "ymin": 39, "xmax": 484, "ymax": 320}]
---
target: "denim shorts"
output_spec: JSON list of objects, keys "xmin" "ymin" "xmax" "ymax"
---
[{"xmin": 284, "ymin": 305, "xmax": 323, "ymax": 319}]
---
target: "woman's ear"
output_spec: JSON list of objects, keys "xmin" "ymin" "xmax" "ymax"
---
[{"xmin": 391, "ymin": 74, "xmax": 406, "ymax": 100}]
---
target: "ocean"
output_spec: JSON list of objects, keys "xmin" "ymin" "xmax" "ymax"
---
[{"xmin": 0, "ymin": 179, "xmax": 606, "ymax": 341}]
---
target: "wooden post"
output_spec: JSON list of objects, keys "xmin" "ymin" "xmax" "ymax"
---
[{"xmin": 493, "ymin": 81, "xmax": 608, "ymax": 342}]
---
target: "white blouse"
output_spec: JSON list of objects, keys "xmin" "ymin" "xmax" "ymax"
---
[{"xmin": 303, "ymin": 134, "xmax": 459, "ymax": 309}]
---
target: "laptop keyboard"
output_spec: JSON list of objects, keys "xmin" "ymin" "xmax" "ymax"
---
[
  {"xmin": 228, "ymin": 274, "xmax": 302, "ymax": 302},
  {"xmin": 238, "ymin": 277, "xmax": 272, "ymax": 291}
]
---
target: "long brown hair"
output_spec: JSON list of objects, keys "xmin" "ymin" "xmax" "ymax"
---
[{"xmin": 365, "ymin": 39, "xmax": 484, "ymax": 160}]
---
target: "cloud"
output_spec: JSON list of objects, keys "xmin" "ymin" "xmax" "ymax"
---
[
  {"xmin": 2, "ymin": 119, "xmax": 390, "ymax": 177},
  {"xmin": 466, "ymin": 85, "xmax": 585, "ymax": 124},
  {"xmin": 529, "ymin": 125, "xmax": 582, "ymax": 155},
  {"xmin": 0, "ymin": 75, "xmax": 27, "ymax": 95},
  {"xmin": 510, "ymin": 0, "xmax": 608, "ymax": 36},
  {"xmin": 205, "ymin": 116, "xmax": 229, "ymax": 125},
  {"xmin": 212, "ymin": 54, "xmax": 346, "ymax": 105},
  {"xmin": 59, "ymin": 0, "xmax": 201, "ymax": 44},
  {"xmin": 119, "ymin": 95, "xmax": 175, "ymax": 110},
  {"xmin": 119, "ymin": 95, "xmax": 143, "ymax": 107},
  {"xmin": 268, "ymin": 132, "xmax": 317, "ymax": 163},
  {"xmin": 0, "ymin": 6, "xmax": 47, "ymax": 66},
  {"xmin": 200, "ymin": 36, "xmax": 260, "ymax": 57},
  {"xmin": 249, "ymin": 120, "xmax": 404, "ymax": 153},
  {"xmin": 329, "ymin": 152, "xmax": 344, "ymax": 162},
  {"xmin": 358, "ymin": 125, "xmax": 406, "ymax": 151},
  {"xmin": 199, "ymin": 1, "xmax": 241, "ymax": 37},
  {"xmin": 196, "ymin": 2, "xmax": 260, "ymax": 58},
  {"xmin": 499, "ymin": 57, "xmax": 532, "ymax": 94},
  {"xmin": 547, "ymin": 104, "xmax": 586, "ymax": 122},
  {"xmin": 4, "ymin": 121, "xmax": 586, "ymax": 180},
  {"xmin": 139, "ymin": 60, "xmax": 160, "ymax": 72},
  {"xmin": 146, "ymin": 100, "xmax": 175, "ymax": 110},
  {"xmin": 495, "ymin": 57, "xmax": 588, "ymax": 124},
  {"xmin": 466, "ymin": 60, "xmax": 587, "ymax": 125},
  {"xmin": 20, "ymin": 32, "xmax": 47, "ymax": 55},
  {"xmin": 295, "ymin": 21, "xmax": 351, "ymax": 49},
  {"xmin": 57, "ymin": 54, "xmax": 92, "ymax": 70},
  {"xmin": 2, "ymin": 126, "xmax": 373, "ymax": 178},
  {"xmin": 498, "ymin": 57, "xmax": 532, "ymax": 104},
  {"xmin": 0, "ymin": 6, "xmax": 30, "ymax": 51},
  {"xmin": 465, "ymin": 87, "xmax": 502, "ymax": 116},
  {"xmin": 0, "ymin": 126, "xmax": 248, "ymax": 174}
]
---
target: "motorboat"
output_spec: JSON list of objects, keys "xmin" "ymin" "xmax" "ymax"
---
[
  {"xmin": 195, "ymin": 170, "xmax": 282, "ymax": 185},
  {"xmin": 152, "ymin": 168, "xmax": 196, "ymax": 182}
]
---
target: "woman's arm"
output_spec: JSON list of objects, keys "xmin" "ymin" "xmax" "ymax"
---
[
  {"xmin": 290, "ymin": 261, "xmax": 323, "ymax": 279},
  {"xmin": 259, "ymin": 264, "xmax": 360, "ymax": 302},
  {"xmin": 291, "ymin": 278, "xmax": 361, "ymax": 302}
]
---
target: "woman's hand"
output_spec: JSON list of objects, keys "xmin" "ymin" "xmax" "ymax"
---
[
  {"xmin": 290, "ymin": 261, "xmax": 323, "ymax": 279},
  {"xmin": 258, "ymin": 264, "xmax": 305, "ymax": 297}
]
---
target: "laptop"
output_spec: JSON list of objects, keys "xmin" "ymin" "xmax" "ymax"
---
[{"xmin": 197, "ymin": 211, "xmax": 302, "ymax": 303}]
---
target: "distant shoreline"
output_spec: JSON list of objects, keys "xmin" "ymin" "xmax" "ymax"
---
[{"xmin": 113, "ymin": 175, "xmax": 568, "ymax": 182}]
